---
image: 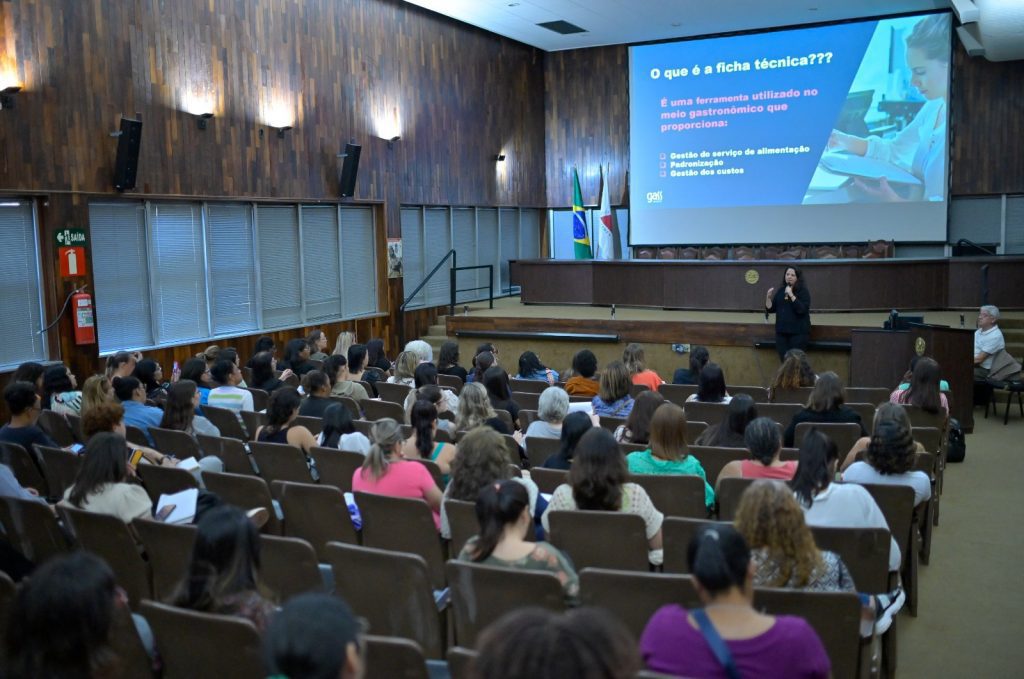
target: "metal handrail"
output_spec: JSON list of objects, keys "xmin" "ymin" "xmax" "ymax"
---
[
  {"xmin": 398, "ymin": 250, "xmax": 496, "ymax": 347},
  {"xmin": 400, "ymin": 249, "xmax": 456, "ymax": 315},
  {"xmin": 451, "ymin": 264, "xmax": 494, "ymax": 312}
]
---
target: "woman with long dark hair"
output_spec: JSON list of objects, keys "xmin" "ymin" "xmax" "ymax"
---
[
  {"xmin": 255, "ymin": 387, "xmax": 320, "ymax": 481},
  {"xmin": 5, "ymin": 552, "xmax": 127, "ymax": 678},
  {"xmin": 173, "ymin": 505, "xmax": 275, "ymax": 632},
  {"xmin": 401, "ymin": 399, "xmax": 456, "ymax": 475},
  {"xmin": 365, "ymin": 338, "xmax": 392, "ymax": 373},
  {"xmin": 673, "ymin": 345, "xmax": 709, "ymax": 385},
  {"xmin": 640, "ymin": 525, "xmax": 831, "ymax": 677},
  {"xmin": 483, "ymin": 366, "xmax": 520, "ymax": 429},
  {"xmin": 317, "ymin": 402, "xmax": 370, "ymax": 454},
  {"xmin": 352, "ymin": 418, "xmax": 443, "ymax": 527},
  {"xmin": 890, "ymin": 356, "xmax": 948, "ymax": 415},
  {"xmin": 783, "ymin": 371, "xmax": 865, "ymax": 448},
  {"xmin": 765, "ymin": 266, "xmax": 812, "ymax": 361},
  {"xmin": 181, "ymin": 357, "xmax": 215, "ymax": 405},
  {"xmin": 133, "ymin": 358, "xmax": 170, "ymax": 405},
  {"xmin": 694, "ymin": 393, "xmax": 757, "ymax": 447},
  {"xmin": 458, "ymin": 480, "xmax": 578, "ymax": 603},
  {"xmin": 159, "ymin": 380, "xmax": 221, "ymax": 437},
  {"xmin": 61, "ymin": 432, "xmax": 152, "ymax": 523},
  {"xmin": 686, "ymin": 362, "xmax": 731, "ymax": 404},
  {"xmin": 249, "ymin": 351, "xmax": 293, "ymax": 394},
  {"xmin": 42, "ymin": 364, "xmax": 82, "ymax": 415},
  {"xmin": 515, "ymin": 351, "xmax": 559, "ymax": 385},
  {"xmin": 614, "ymin": 390, "xmax": 665, "ymax": 444},
  {"xmin": 792, "ymin": 428, "xmax": 901, "ymax": 572},
  {"xmin": 278, "ymin": 338, "xmax": 316, "ymax": 376},
  {"xmin": 437, "ymin": 340, "xmax": 467, "ymax": 382},
  {"xmin": 542, "ymin": 411, "xmax": 593, "ymax": 470},
  {"xmin": 542, "ymin": 427, "xmax": 664, "ymax": 564}
]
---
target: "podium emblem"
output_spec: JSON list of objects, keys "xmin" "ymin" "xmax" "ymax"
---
[
  {"xmin": 744, "ymin": 269, "xmax": 759, "ymax": 285},
  {"xmin": 914, "ymin": 337, "xmax": 926, "ymax": 356}
]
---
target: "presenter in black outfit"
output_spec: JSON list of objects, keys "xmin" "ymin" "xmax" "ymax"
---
[{"xmin": 765, "ymin": 267, "xmax": 811, "ymax": 361}]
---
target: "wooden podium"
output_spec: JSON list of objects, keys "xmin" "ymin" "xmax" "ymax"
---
[{"xmin": 850, "ymin": 325, "xmax": 974, "ymax": 431}]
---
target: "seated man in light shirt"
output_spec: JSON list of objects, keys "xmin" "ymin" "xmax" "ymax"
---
[
  {"xmin": 207, "ymin": 359, "xmax": 255, "ymax": 413},
  {"xmin": 974, "ymin": 305, "xmax": 1005, "ymax": 379}
]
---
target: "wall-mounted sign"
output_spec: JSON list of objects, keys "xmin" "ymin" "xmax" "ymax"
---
[
  {"xmin": 59, "ymin": 246, "xmax": 86, "ymax": 278},
  {"xmin": 55, "ymin": 227, "xmax": 87, "ymax": 247}
]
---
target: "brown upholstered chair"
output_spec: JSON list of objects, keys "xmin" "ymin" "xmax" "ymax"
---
[
  {"xmin": 136, "ymin": 464, "xmax": 199, "ymax": 506},
  {"xmin": 292, "ymin": 415, "xmax": 324, "ymax": 436},
  {"xmin": 447, "ymin": 646, "xmax": 477, "ymax": 679},
  {"xmin": 355, "ymin": 491, "xmax": 446, "ymax": 589},
  {"xmin": 249, "ymin": 441, "xmax": 314, "ymax": 485},
  {"xmin": 364, "ymin": 635, "xmax": 430, "ymax": 679},
  {"xmin": 861, "ymin": 483, "xmax": 917, "ymax": 615},
  {"xmin": 444, "ymin": 499, "xmax": 478, "ymax": 555},
  {"xmin": 511, "ymin": 391, "xmax": 540, "ymax": 410},
  {"xmin": 657, "ymin": 383, "xmax": 697, "ymax": 406},
  {"xmin": 201, "ymin": 471, "xmax": 282, "ymax": 535},
  {"xmin": 36, "ymin": 444, "xmax": 81, "ymax": 499},
  {"xmin": 509, "ymin": 379, "xmax": 546, "ymax": 394},
  {"xmin": 733, "ymin": 245, "xmax": 759, "ymax": 260},
  {"xmin": 812, "ymin": 245, "xmax": 842, "ymax": 259},
  {"xmin": 757, "ymin": 402, "xmax": 805, "ymax": 425},
  {"xmin": 795, "ymin": 422, "xmax": 864, "ymax": 456},
  {"xmin": 310, "ymin": 446, "xmax": 364, "ymax": 491},
  {"xmin": 195, "ymin": 434, "xmax": 255, "ymax": 475},
  {"xmin": 331, "ymin": 395, "xmax": 363, "ymax": 419},
  {"xmin": 678, "ymin": 247, "xmax": 701, "ymax": 260},
  {"xmin": 688, "ymin": 446, "xmax": 748, "ymax": 491},
  {"xmin": 260, "ymin": 534, "xmax": 325, "ymax": 602},
  {"xmin": 132, "ymin": 519, "xmax": 197, "ymax": 600},
  {"xmin": 661, "ymin": 517, "xmax": 727, "ymax": 573},
  {"xmin": 0, "ymin": 496, "xmax": 72, "ymax": 564},
  {"xmin": 375, "ymin": 381, "xmax": 413, "ymax": 404},
  {"xmin": 140, "ymin": 600, "xmax": 264, "ymax": 679},
  {"xmin": 679, "ymin": 401, "xmax": 729, "ymax": 428},
  {"xmin": 271, "ymin": 480, "xmax": 358, "ymax": 559},
  {"xmin": 243, "ymin": 387, "xmax": 269, "ymax": 412},
  {"xmin": 325, "ymin": 542, "xmax": 445, "ymax": 659},
  {"xmin": 846, "ymin": 387, "xmax": 891, "ymax": 405},
  {"xmin": 716, "ymin": 477, "xmax": 755, "ymax": 521},
  {"xmin": 630, "ymin": 474, "xmax": 708, "ymax": 519},
  {"xmin": 528, "ymin": 468, "xmax": 568, "ymax": 494},
  {"xmin": 768, "ymin": 386, "xmax": 814, "ymax": 404},
  {"xmin": 657, "ymin": 247, "xmax": 678, "ymax": 260},
  {"xmin": 701, "ymin": 246, "xmax": 728, "ymax": 260},
  {"xmin": 0, "ymin": 442, "xmax": 49, "ymax": 498},
  {"xmin": 362, "ymin": 399, "xmax": 406, "ymax": 422},
  {"xmin": 149, "ymin": 427, "xmax": 204, "ymax": 460},
  {"xmin": 863, "ymin": 239, "xmax": 894, "ymax": 258},
  {"xmin": 59, "ymin": 506, "xmax": 152, "ymax": 609},
  {"xmin": 201, "ymin": 405, "xmax": 250, "ymax": 441},
  {"xmin": 547, "ymin": 511, "xmax": 649, "ymax": 571},
  {"xmin": 37, "ymin": 410, "xmax": 76, "ymax": 447},
  {"xmin": 446, "ymin": 561, "xmax": 565, "ymax": 647},
  {"xmin": 634, "ymin": 247, "xmax": 655, "ymax": 259},
  {"xmin": 809, "ymin": 525, "xmax": 890, "ymax": 594},
  {"xmin": 729, "ymin": 385, "xmax": 769, "ymax": 403},
  {"xmin": 578, "ymin": 568, "xmax": 700, "ymax": 641},
  {"xmin": 525, "ymin": 436, "xmax": 561, "ymax": 467}
]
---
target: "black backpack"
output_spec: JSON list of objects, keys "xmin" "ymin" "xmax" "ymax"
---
[{"xmin": 946, "ymin": 418, "xmax": 966, "ymax": 463}]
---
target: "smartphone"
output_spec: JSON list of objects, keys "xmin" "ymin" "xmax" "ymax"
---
[
  {"xmin": 128, "ymin": 448, "xmax": 145, "ymax": 467},
  {"xmin": 155, "ymin": 504, "xmax": 176, "ymax": 522},
  {"xmin": 172, "ymin": 361, "xmax": 181, "ymax": 381}
]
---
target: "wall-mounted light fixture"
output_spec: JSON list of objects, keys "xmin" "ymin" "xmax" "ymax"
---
[
  {"xmin": 495, "ymin": 153, "xmax": 506, "ymax": 162},
  {"xmin": 195, "ymin": 112, "xmax": 214, "ymax": 130},
  {"xmin": 387, "ymin": 135, "xmax": 400, "ymax": 149},
  {"xmin": 0, "ymin": 86, "xmax": 22, "ymax": 110},
  {"xmin": 274, "ymin": 125, "xmax": 293, "ymax": 139}
]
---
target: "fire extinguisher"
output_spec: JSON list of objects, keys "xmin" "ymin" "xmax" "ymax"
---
[{"xmin": 72, "ymin": 292, "xmax": 96, "ymax": 345}]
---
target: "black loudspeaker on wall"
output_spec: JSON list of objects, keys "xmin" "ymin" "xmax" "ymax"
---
[
  {"xmin": 339, "ymin": 142, "xmax": 361, "ymax": 198},
  {"xmin": 113, "ymin": 117, "xmax": 143, "ymax": 192}
]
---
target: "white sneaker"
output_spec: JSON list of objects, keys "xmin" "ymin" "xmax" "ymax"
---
[{"xmin": 874, "ymin": 587, "xmax": 906, "ymax": 635}]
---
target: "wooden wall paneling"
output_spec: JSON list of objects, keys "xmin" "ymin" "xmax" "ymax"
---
[
  {"xmin": 543, "ymin": 46, "xmax": 629, "ymax": 209},
  {"xmin": 950, "ymin": 50, "xmax": 1024, "ymax": 196}
]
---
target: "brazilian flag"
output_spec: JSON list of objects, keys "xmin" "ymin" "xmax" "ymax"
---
[{"xmin": 572, "ymin": 168, "xmax": 592, "ymax": 259}]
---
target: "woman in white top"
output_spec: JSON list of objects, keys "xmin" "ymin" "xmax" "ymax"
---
[
  {"xmin": 61, "ymin": 432, "xmax": 152, "ymax": 523},
  {"xmin": 842, "ymin": 403, "xmax": 932, "ymax": 506},
  {"xmin": 792, "ymin": 428, "xmax": 901, "ymax": 572},
  {"xmin": 828, "ymin": 14, "xmax": 950, "ymax": 202},
  {"xmin": 386, "ymin": 351, "xmax": 418, "ymax": 387},
  {"xmin": 317, "ymin": 403, "xmax": 370, "ymax": 455}
]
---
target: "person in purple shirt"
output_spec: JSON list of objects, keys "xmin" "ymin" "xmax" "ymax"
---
[{"xmin": 640, "ymin": 524, "xmax": 830, "ymax": 679}]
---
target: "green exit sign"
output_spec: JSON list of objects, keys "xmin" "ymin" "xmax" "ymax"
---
[{"xmin": 56, "ymin": 228, "xmax": 87, "ymax": 247}]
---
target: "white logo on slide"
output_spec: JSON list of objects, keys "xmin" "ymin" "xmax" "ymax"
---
[{"xmin": 646, "ymin": 191, "xmax": 663, "ymax": 204}]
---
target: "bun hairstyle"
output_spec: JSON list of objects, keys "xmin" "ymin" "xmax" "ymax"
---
[
  {"xmin": 471, "ymin": 480, "xmax": 530, "ymax": 562},
  {"xmin": 472, "ymin": 351, "xmax": 496, "ymax": 384},
  {"xmin": 300, "ymin": 369, "xmax": 330, "ymax": 396},
  {"xmin": 686, "ymin": 524, "xmax": 751, "ymax": 595},
  {"xmin": 361, "ymin": 418, "xmax": 403, "ymax": 481},
  {"xmin": 111, "ymin": 376, "xmax": 141, "ymax": 402}
]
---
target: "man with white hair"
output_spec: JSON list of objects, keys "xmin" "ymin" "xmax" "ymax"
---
[
  {"xmin": 404, "ymin": 339, "xmax": 433, "ymax": 364},
  {"xmin": 974, "ymin": 305, "xmax": 1005, "ymax": 378}
]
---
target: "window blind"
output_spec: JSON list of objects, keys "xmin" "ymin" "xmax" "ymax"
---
[
  {"xmin": 206, "ymin": 203, "xmax": 259, "ymax": 335},
  {"xmin": 400, "ymin": 207, "xmax": 426, "ymax": 308},
  {"xmin": 300, "ymin": 206, "xmax": 342, "ymax": 321},
  {"xmin": 257, "ymin": 205, "xmax": 302, "ymax": 328},
  {"xmin": 149, "ymin": 202, "xmax": 210, "ymax": 344},
  {"xmin": 0, "ymin": 202, "xmax": 47, "ymax": 369},
  {"xmin": 340, "ymin": 205, "xmax": 378, "ymax": 317},
  {"xmin": 90, "ymin": 203, "xmax": 154, "ymax": 352}
]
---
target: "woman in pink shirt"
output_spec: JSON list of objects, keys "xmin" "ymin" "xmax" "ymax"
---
[
  {"xmin": 351, "ymin": 418, "xmax": 443, "ymax": 528},
  {"xmin": 716, "ymin": 417, "xmax": 798, "ymax": 490}
]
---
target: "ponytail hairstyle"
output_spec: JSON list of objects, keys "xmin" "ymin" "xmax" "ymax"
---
[
  {"xmin": 686, "ymin": 525, "xmax": 751, "ymax": 596},
  {"xmin": 689, "ymin": 346, "xmax": 710, "ymax": 378},
  {"xmin": 300, "ymin": 370, "xmax": 330, "ymax": 397},
  {"xmin": 323, "ymin": 354, "xmax": 346, "ymax": 388},
  {"xmin": 409, "ymin": 399, "xmax": 437, "ymax": 459},
  {"xmin": 470, "ymin": 480, "xmax": 530, "ymax": 562},
  {"xmin": 111, "ymin": 376, "xmax": 141, "ymax": 402},
  {"xmin": 361, "ymin": 418, "xmax": 403, "ymax": 482},
  {"xmin": 472, "ymin": 351, "xmax": 495, "ymax": 384},
  {"xmin": 790, "ymin": 428, "xmax": 838, "ymax": 508}
]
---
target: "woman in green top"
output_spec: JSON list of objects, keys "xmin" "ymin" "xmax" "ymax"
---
[
  {"xmin": 626, "ymin": 402, "xmax": 715, "ymax": 507},
  {"xmin": 458, "ymin": 480, "xmax": 579, "ymax": 604}
]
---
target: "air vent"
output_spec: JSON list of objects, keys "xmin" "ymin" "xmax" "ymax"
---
[{"xmin": 537, "ymin": 20, "xmax": 587, "ymax": 35}]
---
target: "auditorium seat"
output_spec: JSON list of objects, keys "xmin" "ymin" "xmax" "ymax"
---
[
  {"xmin": 733, "ymin": 245, "xmax": 758, "ymax": 260},
  {"xmin": 243, "ymin": 387, "xmax": 269, "ymax": 412},
  {"xmin": 701, "ymin": 246, "xmax": 728, "ymax": 260},
  {"xmin": 203, "ymin": 405, "xmax": 250, "ymax": 441},
  {"xmin": 271, "ymin": 480, "xmax": 359, "ymax": 558},
  {"xmin": 529, "ymin": 467, "xmax": 568, "ymax": 494},
  {"xmin": 444, "ymin": 499, "xmax": 478, "ymax": 555},
  {"xmin": 361, "ymin": 399, "xmax": 406, "ymax": 422},
  {"xmin": 578, "ymin": 568, "xmax": 699, "ymax": 641},
  {"xmin": 657, "ymin": 246, "xmax": 678, "ymax": 260},
  {"xmin": 863, "ymin": 239, "xmax": 894, "ymax": 258},
  {"xmin": 689, "ymin": 446, "xmax": 747, "ymax": 487},
  {"xmin": 376, "ymin": 381, "xmax": 413, "ymax": 404},
  {"xmin": 36, "ymin": 444, "xmax": 81, "ymax": 499},
  {"xmin": 446, "ymin": 561, "xmax": 565, "ymax": 647},
  {"xmin": 525, "ymin": 436, "xmax": 560, "ymax": 467},
  {"xmin": 812, "ymin": 245, "xmax": 842, "ymax": 259},
  {"xmin": 330, "ymin": 395, "xmax": 362, "ymax": 419},
  {"xmin": 355, "ymin": 491, "xmax": 447, "ymax": 589},
  {"xmin": 136, "ymin": 464, "xmax": 199, "ymax": 506},
  {"xmin": 658, "ymin": 383, "xmax": 697, "ymax": 406},
  {"xmin": 249, "ymin": 441, "xmax": 313, "ymax": 485},
  {"xmin": 728, "ymin": 385, "xmax": 768, "ymax": 402},
  {"xmin": 310, "ymin": 446, "xmax": 363, "ymax": 491},
  {"xmin": 795, "ymin": 422, "xmax": 863, "ymax": 456},
  {"xmin": 260, "ymin": 534, "xmax": 325, "ymax": 602},
  {"xmin": 292, "ymin": 415, "xmax": 324, "ymax": 436},
  {"xmin": 196, "ymin": 434, "xmax": 255, "ymax": 475},
  {"xmin": 678, "ymin": 246, "xmax": 700, "ymax": 260},
  {"xmin": 0, "ymin": 496, "xmax": 73, "ymax": 564},
  {"xmin": 132, "ymin": 519, "xmax": 197, "ymax": 600},
  {"xmin": 0, "ymin": 442, "xmax": 49, "ymax": 499},
  {"xmin": 629, "ymin": 474, "xmax": 707, "ymax": 519},
  {"xmin": 547, "ymin": 511, "xmax": 649, "ymax": 571},
  {"xmin": 201, "ymin": 471, "xmax": 282, "ymax": 535},
  {"xmin": 364, "ymin": 635, "xmax": 431, "ymax": 679},
  {"xmin": 661, "ymin": 517, "xmax": 726, "ymax": 573},
  {"xmin": 715, "ymin": 477, "xmax": 754, "ymax": 521},
  {"xmin": 634, "ymin": 247, "xmax": 655, "ymax": 259},
  {"xmin": 149, "ymin": 427, "xmax": 204, "ymax": 460}
]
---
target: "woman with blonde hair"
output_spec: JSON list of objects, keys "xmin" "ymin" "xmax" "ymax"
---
[
  {"xmin": 80, "ymin": 374, "xmax": 114, "ymax": 418},
  {"xmin": 622, "ymin": 343, "xmax": 663, "ymax": 391},
  {"xmin": 332, "ymin": 330, "xmax": 356, "ymax": 359},
  {"xmin": 591, "ymin": 361, "xmax": 634, "ymax": 418},
  {"xmin": 455, "ymin": 382, "xmax": 501, "ymax": 432},
  {"xmin": 351, "ymin": 418, "xmax": 443, "ymax": 527},
  {"xmin": 386, "ymin": 351, "xmax": 418, "ymax": 387}
]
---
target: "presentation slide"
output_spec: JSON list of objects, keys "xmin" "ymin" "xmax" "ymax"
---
[{"xmin": 629, "ymin": 13, "xmax": 952, "ymax": 245}]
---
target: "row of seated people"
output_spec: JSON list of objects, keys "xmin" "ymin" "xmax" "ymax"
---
[{"xmin": 634, "ymin": 239, "xmax": 895, "ymax": 261}]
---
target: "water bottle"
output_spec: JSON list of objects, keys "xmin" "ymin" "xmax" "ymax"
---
[{"xmin": 611, "ymin": 304, "xmax": 616, "ymax": 320}]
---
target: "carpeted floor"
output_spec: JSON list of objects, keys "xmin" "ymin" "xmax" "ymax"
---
[{"xmin": 898, "ymin": 401, "xmax": 1024, "ymax": 677}]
